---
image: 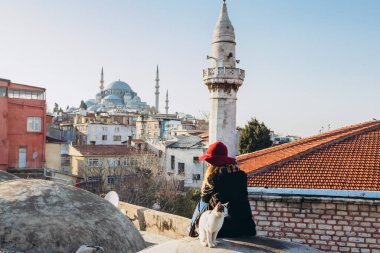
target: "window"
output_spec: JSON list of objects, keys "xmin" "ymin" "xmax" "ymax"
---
[
  {"xmin": 8, "ymin": 89, "xmax": 45, "ymax": 100},
  {"xmin": 87, "ymin": 158, "xmax": 101, "ymax": 167},
  {"xmin": 193, "ymin": 157, "xmax": 199, "ymax": 163},
  {"xmin": 193, "ymin": 174, "xmax": 201, "ymax": 180},
  {"xmin": 107, "ymin": 175, "xmax": 121, "ymax": 185},
  {"xmin": 27, "ymin": 117, "xmax": 42, "ymax": 132},
  {"xmin": 115, "ymin": 127, "xmax": 120, "ymax": 133},
  {"xmin": 102, "ymin": 127, "xmax": 107, "ymax": 132},
  {"xmin": 171, "ymin": 155, "xmax": 175, "ymax": 170},
  {"xmin": 113, "ymin": 135, "xmax": 121, "ymax": 141},
  {"xmin": 0, "ymin": 87, "xmax": 6, "ymax": 97},
  {"xmin": 102, "ymin": 135, "xmax": 107, "ymax": 141},
  {"xmin": 108, "ymin": 159, "xmax": 120, "ymax": 167},
  {"xmin": 178, "ymin": 163, "xmax": 185, "ymax": 176},
  {"xmin": 87, "ymin": 176, "xmax": 100, "ymax": 182},
  {"xmin": 61, "ymin": 155, "xmax": 70, "ymax": 168}
]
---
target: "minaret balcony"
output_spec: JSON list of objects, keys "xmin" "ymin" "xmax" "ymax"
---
[
  {"xmin": 203, "ymin": 67, "xmax": 245, "ymax": 91},
  {"xmin": 203, "ymin": 67, "xmax": 245, "ymax": 82}
]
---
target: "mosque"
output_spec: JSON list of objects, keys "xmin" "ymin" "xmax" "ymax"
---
[{"xmin": 84, "ymin": 67, "xmax": 151, "ymax": 113}]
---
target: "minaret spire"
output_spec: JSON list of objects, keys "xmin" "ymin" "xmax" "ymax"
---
[
  {"xmin": 99, "ymin": 67, "xmax": 104, "ymax": 91},
  {"xmin": 165, "ymin": 90, "xmax": 169, "ymax": 114},
  {"xmin": 155, "ymin": 65, "xmax": 160, "ymax": 113},
  {"xmin": 203, "ymin": 1, "xmax": 244, "ymax": 157}
]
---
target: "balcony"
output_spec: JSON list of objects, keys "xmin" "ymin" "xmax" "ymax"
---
[
  {"xmin": 203, "ymin": 67, "xmax": 245, "ymax": 81},
  {"xmin": 203, "ymin": 67, "xmax": 245, "ymax": 92}
]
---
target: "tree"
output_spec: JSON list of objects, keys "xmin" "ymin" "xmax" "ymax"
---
[
  {"xmin": 77, "ymin": 151, "xmax": 198, "ymax": 218},
  {"xmin": 239, "ymin": 118, "xmax": 272, "ymax": 154},
  {"xmin": 53, "ymin": 103, "xmax": 59, "ymax": 113},
  {"xmin": 79, "ymin": 100, "xmax": 87, "ymax": 110}
]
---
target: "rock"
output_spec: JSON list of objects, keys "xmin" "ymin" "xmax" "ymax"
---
[{"xmin": 0, "ymin": 179, "xmax": 146, "ymax": 253}]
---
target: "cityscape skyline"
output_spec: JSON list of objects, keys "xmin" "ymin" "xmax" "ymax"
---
[{"xmin": 0, "ymin": 0, "xmax": 379, "ymax": 137}]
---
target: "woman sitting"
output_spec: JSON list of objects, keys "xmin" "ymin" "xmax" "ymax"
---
[{"xmin": 189, "ymin": 141, "xmax": 256, "ymax": 238}]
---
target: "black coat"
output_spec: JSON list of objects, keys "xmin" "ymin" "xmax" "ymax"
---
[{"xmin": 201, "ymin": 164, "xmax": 256, "ymax": 238}]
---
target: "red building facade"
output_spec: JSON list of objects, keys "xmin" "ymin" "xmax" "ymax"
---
[{"xmin": 0, "ymin": 78, "xmax": 46, "ymax": 171}]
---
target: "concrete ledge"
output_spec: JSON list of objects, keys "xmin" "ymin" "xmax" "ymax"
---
[
  {"xmin": 119, "ymin": 202, "xmax": 190, "ymax": 239},
  {"xmin": 138, "ymin": 236, "xmax": 324, "ymax": 253}
]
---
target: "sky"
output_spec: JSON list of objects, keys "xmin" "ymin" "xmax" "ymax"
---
[{"xmin": 0, "ymin": 0, "xmax": 379, "ymax": 137}]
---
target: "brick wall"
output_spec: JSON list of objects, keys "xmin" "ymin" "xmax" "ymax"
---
[{"xmin": 249, "ymin": 194, "xmax": 380, "ymax": 253}]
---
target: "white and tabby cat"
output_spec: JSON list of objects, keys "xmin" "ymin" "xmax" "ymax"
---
[{"xmin": 198, "ymin": 202, "xmax": 228, "ymax": 248}]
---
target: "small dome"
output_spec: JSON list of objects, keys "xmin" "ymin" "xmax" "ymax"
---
[
  {"xmin": 0, "ymin": 179, "xmax": 146, "ymax": 253},
  {"xmin": 85, "ymin": 100, "xmax": 96, "ymax": 107},
  {"xmin": 104, "ymin": 94, "xmax": 121, "ymax": 100},
  {"xmin": 96, "ymin": 107, "xmax": 107, "ymax": 112},
  {"xmin": 87, "ymin": 105, "xmax": 100, "ymax": 112},
  {"xmin": 67, "ymin": 107, "xmax": 77, "ymax": 113},
  {"xmin": 106, "ymin": 80, "xmax": 132, "ymax": 91}
]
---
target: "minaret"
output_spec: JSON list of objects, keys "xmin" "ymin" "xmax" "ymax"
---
[
  {"xmin": 203, "ymin": 0, "xmax": 245, "ymax": 157},
  {"xmin": 100, "ymin": 67, "xmax": 104, "ymax": 91},
  {"xmin": 155, "ymin": 65, "xmax": 160, "ymax": 113},
  {"xmin": 165, "ymin": 90, "xmax": 169, "ymax": 114}
]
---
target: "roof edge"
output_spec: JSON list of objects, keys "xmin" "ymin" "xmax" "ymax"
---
[
  {"xmin": 248, "ymin": 187, "xmax": 380, "ymax": 200},
  {"xmin": 244, "ymin": 121, "xmax": 380, "ymax": 176}
]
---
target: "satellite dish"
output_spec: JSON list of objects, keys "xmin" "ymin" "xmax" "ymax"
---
[
  {"xmin": 76, "ymin": 245, "xmax": 105, "ymax": 253},
  {"xmin": 104, "ymin": 191, "xmax": 119, "ymax": 208}
]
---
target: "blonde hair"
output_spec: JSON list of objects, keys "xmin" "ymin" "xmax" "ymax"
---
[{"xmin": 202, "ymin": 163, "xmax": 218, "ymax": 188}]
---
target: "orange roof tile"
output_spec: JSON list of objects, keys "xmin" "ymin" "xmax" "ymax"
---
[{"xmin": 237, "ymin": 121, "xmax": 380, "ymax": 190}]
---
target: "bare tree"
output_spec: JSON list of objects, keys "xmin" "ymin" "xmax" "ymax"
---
[{"xmin": 78, "ymin": 150, "xmax": 197, "ymax": 217}]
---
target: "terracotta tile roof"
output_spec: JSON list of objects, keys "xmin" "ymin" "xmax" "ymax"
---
[
  {"xmin": 237, "ymin": 121, "xmax": 380, "ymax": 190},
  {"xmin": 131, "ymin": 139, "xmax": 146, "ymax": 143},
  {"xmin": 73, "ymin": 145, "xmax": 150, "ymax": 156}
]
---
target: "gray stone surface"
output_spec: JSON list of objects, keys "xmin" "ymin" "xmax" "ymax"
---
[
  {"xmin": 138, "ymin": 236, "xmax": 324, "ymax": 253},
  {"xmin": 0, "ymin": 179, "xmax": 146, "ymax": 253},
  {"xmin": 0, "ymin": 171, "xmax": 18, "ymax": 182}
]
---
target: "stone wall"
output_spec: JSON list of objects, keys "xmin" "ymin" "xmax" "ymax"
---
[
  {"xmin": 119, "ymin": 202, "xmax": 190, "ymax": 239},
  {"xmin": 249, "ymin": 194, "xmax": 380, "ymax": 253}
]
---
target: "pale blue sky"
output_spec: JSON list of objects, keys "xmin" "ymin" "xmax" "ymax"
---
[{"xmin": 0, "ymin": 0, "xmax": 379, "ymax": 137}]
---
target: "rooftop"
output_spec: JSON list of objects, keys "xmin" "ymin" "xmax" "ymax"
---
[
  {"xmin": 237, "ymin": 121, "xmax": 380, "ymax": 190},
  {"xmin": 167, "ymin": 135, "xmax": 203, "ymax": 149},
  {"xmin": 73, "ymin": 145, "xmax": 150, "ymax": 156}
]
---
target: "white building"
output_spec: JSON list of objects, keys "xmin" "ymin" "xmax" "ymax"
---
[
  {"xmin": 76, "ymin": 123, "xmax": 135, "ymax": 145},
  {"xmin": 164, "ymin": 135, "xmax": 206, "ymax": 188}
]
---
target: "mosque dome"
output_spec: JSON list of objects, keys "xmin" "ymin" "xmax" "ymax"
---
[
  {"xmin": 103, "ymin": 94, "xmax": 123, "ymax": 106},
  {"xmin": 87, "ymin": 105, "xmax": 100, "ymax": 112},
  {"xmin": 85, "ymin": 100, "xmax": 96, "ymax": 107},
  {"xmin": 104, "ymin": 94, "xmax": 121, "ymax": 100},
  {"xmin": 96, "ymin": 106, "xmax": 107, "ymax": 112},
  {"xmin": 106, "ymin": 80, "xmax": 132, "ymax": 91},
  {"xmin": 0, "ymin": 179, "xmax": 146, "ymax": 253},
  {"xmin": 67, "ymin": 107, "xmax": 77, "ymax": 113}
]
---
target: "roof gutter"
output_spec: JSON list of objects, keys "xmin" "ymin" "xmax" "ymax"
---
[{"xmin": 248, "ymin": 187, "xmax": 380, "ymax": 200}]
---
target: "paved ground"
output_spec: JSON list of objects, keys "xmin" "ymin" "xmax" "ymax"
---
[
  {"xmin": 140, "ymin": 231, "xmax": 172, "ymax": 248},
  {"xmin": 139, "ymin": 236, "xmax": 324, "ymax": 253}
]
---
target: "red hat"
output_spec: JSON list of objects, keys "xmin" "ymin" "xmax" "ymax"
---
[{"xmin": 199, "ymin": 141, "xmax": 236, "ymax": 166}]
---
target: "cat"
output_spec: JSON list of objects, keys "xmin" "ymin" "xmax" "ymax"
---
[{"xmin": 198, "ymin": 202, "xmax": 228, "ymax": 248}]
